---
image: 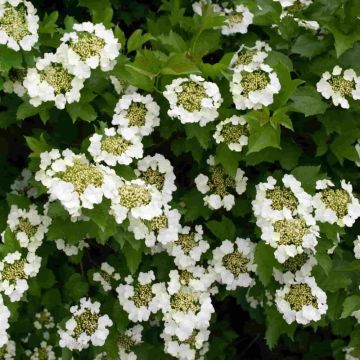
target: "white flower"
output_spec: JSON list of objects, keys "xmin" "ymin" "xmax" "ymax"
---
[
  {"xmin": 252, "ymin": 175, "xmax": 314, "ymax": 223},
  {"xmin": 128, "ymin": 206, "xmax": 181, "ymax": 248},
  {"xmin": 0, "ymin": 251, "xmax": 41, "ymax": 302},
  {"xmin": 259, "ymin": 216, "xmax": 319, "ymax": 263},
  {"xmin": 313, "ymin": 179, "xmax": 360, "ymax": 227},
  {"xmin": 356, "ymin": 140, "xmax": 360, "ymax": 167},
  {"xmin": 275, "ymin": 0, "xmax": 312, "ymax": 8},
  {"xmin": 213, "ymin": 115, "xmax": 249, "ymax": 152},
  {"xmin": 210, "ymin": 238, "xmax": 257, "ymax": 290},
  {"xmin": 343, "ymin": 347, "xmax": 359, "ymax": 360},
  {"xmin": 34, "ymin": 308, "xmax": 55, "ymax": 331},
  {"xmin": 6, "ymin": 204, "xmax": 51, "ymax": 251},
  {"xmin": 354, "ymin": 236, "xmax": 360, "ymax": 260},
  {"xmin": 166, "ymin": 225, "xmax": 209, "ymax": 270},
  {"xmin": 3, "ymin": 67, "xmax": 27, "ymax": 97},
  {"xmin": 118, "ymin": 324, "xmax": 143, "ymax": 360},
  {"xmin": 93, "ymin": 262, "xmax": 120, "ymax": 292},
  {"xmin": 88, "ymin": 127, "xmax": 143, "ymax": 167},
  {"xmin": 116, "ymin": 271, "xmax": 169, "ymax": 322},
  {"xmin": 220, "ymin": 4, "xmax": 253, "ymax": 35},
  {"xmin": 273, "ymin": 251, "xmax": 317, "ymax": 284},
  {"xmin": 26, "ymin": 341, "xmax": 56, "ymax": 360},
  {"xmin": 135, "ymin": 153, "xmax": 177, "ymax": 204},
  {"xmin": 110, "ymin": 76, "xmax": 137, "ymax": 96},
  {"xmin": 35, "ymin": 149, "xmax": 120, "ymax": 219},
  {"xmin": 112, "ymin": 92, "xmax": 160, "ymax": 138},
  {"xmin": 161, "ymin": 328, "xmax": 210, "ymax": 360},
  {"xmin": 229, "ymin": 41, "xmax": 271, "ymax": 72},
  {"xmin": 0, "ymin": 339, "xmax": 15, "ymax": 359},
  {"xmin": 275, "ymin": 275, "xmax": 327, "ymax": 325},
  {"xmin": 23, "ymin": 52, "xmax": 85, "ymax": 109},
  {"xmin": 0, "ymin": 0, "xmax": 39, "ymax": 51},
  {"xmin": 55, "ymin": 238, "xmax": 89, "ymax": 256},
  {"xmin": 56, "ymin": 22, "xmax": 120, "ymax": 79},
  {"xmin": 58, "ymin": 297, "xmax": 113, "ymax": 351},
  {"xmin": 111, "ymin": 179, "xmax": 163, "ymax": 224},
  {"xmin": 195, "ymin": 156, "xmax": 247, "ymax": 211},
  {"xmin": 163, "ymin": 75, "xmax": 222, "ymax": 126},
  {"xmin": 316, "ymin": 66, "xmax": 360, "ymax": 109},
  {"xmin": 230, "ymin": 63, "xmax": 281, "ymax": 110},
  {"xmin": 10, "ymin": 168, "xmax": 37, "ymax": 198},
  {"xmin": 0, "ymin": 295, "xmax": 10, "ymax": 347}
]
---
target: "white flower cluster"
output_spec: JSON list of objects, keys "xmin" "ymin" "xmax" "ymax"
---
[
  {"xmin": 3, "ymin": 68, "xmax": 27, "ymax": 97},
  {"xmin": 56, "ymin": 22, "xmax": 120, "ymax": 79},
  {"xmin": 317, "ymin": 66, "xmax": 360, "ymax": 109},
  {"xmin": 6, "ymin": 204, "xmax": 51, "ymax": 251},
  {"xmin": 354, "ymin": 236, "xmax": 360, "ymax": 260},
  {"xmin": 110, "ymin": 76, "xmax": 137, "ymax": 96},
  {"xmin": 0, "ymin": 295, "xmax": 10, "ymax": 347},
  {"xmin": 193, "ymin": 1, "xmax": 253, "ymax": 36},
  {"xmin": 34, "ymin": 308, "xmax": 55, "ymax": 332},
  {"xmin": 213, "ymin": 115, "xmax": 249, "ymax": 152},
  {"xmin": 93, "ymin": 262, "xmax": 120, "ymax": 292},
  {"xmin": 195, "ymin": 155, "xmax": 247, "ymax": 211},
  {"xmin": 10, "ymin": 168, "xmax": 37, "ymax": 198},
  {"xmin": 58, "ymin": 297, "xmax": 113, "ymax": 351},
  {"xmin": 117, "ymin": 324, "xmax": 143, "ymax": 360},
  {"xmin": 163, "ymin": 75, "xmax": 222, "ymax": 126},
  {"xmin": 0, "ymin": 0, "xmax": 39, "ymax": 51},
  {"xmin": 25, "ymin": 341, "xmax": 56, "ymax": 360},
  {"xmin": 55, "ymin": 238, "xmax": 89, "ymax": 256},
  {"xmin": 0, "ymin": 340, "xmax": 15, "ymax": 359}
]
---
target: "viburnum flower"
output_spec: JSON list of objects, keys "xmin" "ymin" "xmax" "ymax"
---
[
  {"xmin": 117, "ymin": 324, "xmax": 143, "ymax": 360},
  {"xmin": 23, "ymin": 52, "xmax": 85, "ymax": 109},
  {"xmin": 116, "ymin": 271, "xmax": 169, "ymax": 322},
  {"xmin": 273, "ymin": 251, "xmax": 317, "ymax": 284},
  {"xmin": 0, "ymin": 0, "xmax": 38, "ymax": 51},
  {"xmin": 275, "ymin": 275, "xmax": 327, "ymax": 325},
  {"xmin": 354, "ymin": 236, "xmax": 360, "ymax": 259},
  {"xmin": 161, "ymin": 328, "xmax": 210, "ymax": 360},
  {"xmin": 135, "ymin": 154, "xmax": 176, "ymax": 205},
  {"xmin": 162, "ymin": 286, "xmax": 214, "ymax": 341},
  {"xmin": 111, "ymin": 179, "xmax": 163, "ymax": 224},
  {"xmin": 88, "ymin": 127, "xmax": 143, "ymax": 167},
  {"xmin": 252, "ymin": 175, "xmax": 314, "ymax": 223},
  {"xmin": 229, "ymin": 41, "xmax": 271, "ymax": 72},
  {"xmin": 55, "ymin": 238, "xmax": 89, "ymax": 256},
  {"xmin": 6, "ymin": 204, "xmax": 51, "ymax": 251},
  {"xmin": 356, "ymin": 140, "xmax": 360, "ymax": 167},
  {"xmin": 0, "ymin": 339, "xmax": 15, "ymax": 359},
  {"xmin": 3, "ymin": 68, "xmax": 27, "ymax": 97},
  {"xmin": 110, "ymin": 76, "xmax": 137, "ymax": 96},
  {"xmin": 112, "ymin": 92, "xmax": 160, "ymax": 138},
  {"xmin": 259, "ymin": 216, "xmax": 320, "ymax": 263},
  {"xmin": 313, "ymin": 179, "xmax": 360, "ymax": 227},
  {"xmin": 230, "ymin": 63, "xmax": 281, "ymax": 110},
  {"xmin": 343, "ymin": 347, "xmax": 359, "ymax": 360},
  {"xmin": 166, "ymin": 225, "xmax": 209, "ymax": 269},
  {"xmin": 93, "ymin": 262, "xmax": 120, "ymax": 292},
  {"xmin": 34, "ymin": 308, "xmax": 55, "ymax": 331},
  {"xmin": 128, "ymin": 206, "xmax": 181, "ymax": 247},
  {"xmin": 316, "ymin": 66, "xmax": 360, "ymax": 109},
  {"xmin": 210, "ymin": 238, "xmax": 257, "ymax": 290},
  {"xmin": 10, "ymin": 168, "xmax": 37, "ymax": 198},
  {"xmin": 25, "ymin": 341, "xmax": 56, "ymax": 360},
  {"xmin": 56, "ymin": 22, "xmax": 120, "ymax": 79},
  {"xmin": 0, "ymin": 251, "xmax": 41, "ymax": 302},
  {"xmin": 163, "ymin": 75, "xmax": 222, "ymax": 126},
  {"xmin": 195, "ymin": 156, "xmax": 247, "ymax": 211},
  {"xmin": 58, "ymin": 297, "xmax": 113, "ymax": 351},
  {"xmin": 0, "ymin": 295, "xmax": 10, "ymax": 347},
  {"xmin": 35, "ymin": 149, "xmax": 119, "ymax": 219}
]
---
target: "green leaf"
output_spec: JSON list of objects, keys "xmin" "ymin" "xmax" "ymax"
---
[
  {"xmin": 341, "ymin": 295, "xmax": 360, "ymax": 318},
  {"xmin": 37, "ymin": 268, "xmax": 56, "ymax": 289},
  {"xmin": 64, "ymin": 273, "xmax": 89, "ymax": 301},
  {"xmin": 215, "ymin": 143, "xmax": 242, "ymax": 176},
  {"xmin": 206, "ymin": 216, "xmax": 236, "ymax": 241},
  {"xmin": 291, "ymin": 166, "xmax": 322, "ymax": 194},
  {"xmin": 247, "ymin": 119, "xmax": 281, "ymax": 154},
  {"xmin": 161, "ymin": 53, "xmax": 200, "ymax": 75},
  {"xmin": 39, "ymin": 11, "xmax": 59, "ymax": 34},
  {"xmin": 66, "ymin": 102, "xmax": 97, "ymax": 122},
  {"xmin": 184, "ymin": 123, "xmax": 213, "ymax": 149},
  {"xmin": 254, "ymin": 242, "xmax": 277, "ymax": 286},
  {"xmin": 157, "ymin": 30, "xmax": 187, "ymax": 52},
  {"xmin": 123, "ymin": 242, "xmax": 143, "ymax": 274},
  {"xmin": 127, "ymin": 29, "xmax": 155, "ymax": 53},
  {"xmin": 291, "ymin": 33, "xmax": 331, "ymax": 59},
  {"xmin": 0, "ymin": 46, "xmax": 22, "ymax": 71}
]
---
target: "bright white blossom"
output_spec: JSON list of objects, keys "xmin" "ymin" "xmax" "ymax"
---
[
  {"xmin": 0, "ymin": 295, "xmax": 10, "ymax": 347},
  {"xmin": 3, "ymin": 67, "xmax": 27, "ymax": 97},
  {"xmin": 230, "ymin": 63, "xmax": 281, "ymax": 110},
  {"xmin": 135, "ymin": 154, "xmax": 176, "ymax": 204},
  {"xmin": 112, "ymin": 92, "xmax": 160, "ymax": 138},
  {"xmin": 0, "ymin": 251, "xmax": 41, "ymax": 302},
  {"xmin": 58, "ymin": 297, "xmax": 113, "ymax": 351},
  {"xmin": 213, "ymin": 115, "xmax": 249, "ymax": 152},
  {"xmin": 210, "ymin": 238, "xmax": 257, "ymax": 290},
  {"xmin": 166, "ymin": 225, "xmax": 209, "ymax": 269},
  {"xmin": 88, "ymin": 127, "xmax": 143, "ymax": 167},
  {"xmin": 56, "ymin": 22, "xmax": 120, "ymax": 79},
  {"xmin": 313, "ymin": 179, "xmax": 360, "ymax": 227},
  {"xmin": 128, "ymin": 206, "xmax": 181, "ymax": 248},
  {"xmin": 316, "ymin": 66, "xmax": 360, "ymax": 109},
  {"xmin": 93, "ymin": 262, "xmax": 120, "ymax": 292},
  {"xmin": 55, "ymin": 238, "xmax": 89, "ymax": 256},
  {"xmin": 6, "ymin": 204, "xmax": 51, "ymax": 251},
  {"xmin": 0, "ymin": 0, "xmax": 39, "ymax": 51},
  {"xmin": 116, "ymin": 271, "xmax": 169, "ymax": 322},
  {"xmin": 195, "ymin": 156, "xmax": 247, "ymax": 211},
  {"xmin": 23, "ymin": 53, "xmax": 84, "ymax": 109},
  {"xmin": 110, "ymin": 76, "xmax": 137, "ymax": 96},
  {"xmin": 354, "ymin": 236, "xmax": 360, "ymax": 259},
  {"xmin": 35, "ymin": 149, "xmax": 119, "ymax": 219},
  {"xmin": 275, "ymin": 275, "xmax": 327, "ymax": 325},
  {"xmin": 25, "ymin": 341, "xmax": 56, "ymax": 360},
  {"xmin": 117, "ymin": 324, "xmax": 143, "ymax": 360},
  {"xmin": 163, "ymin": 75, "xmax": 222, "ymax": 126},
  {"xmin": 10, "ymin": 168, "xmax": 37, "ymax": 198}
]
